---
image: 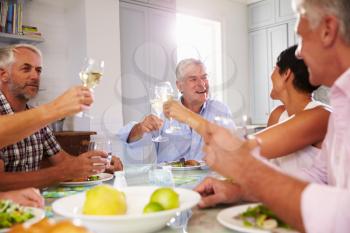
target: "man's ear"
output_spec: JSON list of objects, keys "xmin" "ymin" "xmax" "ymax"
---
[
  {"xmin": 321, "ymin": 15, "xmax": 339, "ymax": 47},
  {"xmin": 0, "ymin": 68, "xmax": 9, "ymax": 82}
]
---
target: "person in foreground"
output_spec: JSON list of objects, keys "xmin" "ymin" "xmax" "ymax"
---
[
  {"xmin": 0, "ymin": 44, "xmax": 123, "ymax": 191},
  {"xmin": 166, "ymin": 0, "xmax": 350, "ymax": 232},
  {"xmin": 118, "ymin": 58, "xmax": 233, "ymax": 163}
]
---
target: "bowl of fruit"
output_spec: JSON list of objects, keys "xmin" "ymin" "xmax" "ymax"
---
[{"xmin": 52, "ymin": 185, "xmax": 200, "ymax": 233}]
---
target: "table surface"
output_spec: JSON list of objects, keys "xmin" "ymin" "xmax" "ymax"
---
[{"xmin": 44, "ymin": 165, "xmax": 241, "ymax": 233}]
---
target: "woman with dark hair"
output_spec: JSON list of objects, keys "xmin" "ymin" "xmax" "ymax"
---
[
  {"xmin": 261, "ymin": 44, "xmax": 331, "ymax": 179},
  {"xmin": 164, "ymin": 45, "xmax": 331, "ymax": 182}
]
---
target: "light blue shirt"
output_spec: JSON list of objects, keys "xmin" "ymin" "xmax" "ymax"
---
[{"xmin": 117, "ymin": 99, "xmax": 234, "ymax": 163}]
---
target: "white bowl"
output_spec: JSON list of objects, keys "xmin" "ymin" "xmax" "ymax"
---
[{"xmin": 52, "ymin": 186, "xmax": 200, "ymax": 233}]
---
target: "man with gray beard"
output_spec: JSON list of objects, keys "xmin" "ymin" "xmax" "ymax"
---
[{"xmin": 0, "ymin": 44, "xmax": 122, "ymax": 190}]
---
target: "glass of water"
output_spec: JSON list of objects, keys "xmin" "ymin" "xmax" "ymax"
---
[{"xmin": 148, "ymin": 165, "xmax": 174, "ymax": 187}]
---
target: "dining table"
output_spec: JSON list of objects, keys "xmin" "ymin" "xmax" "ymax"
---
[{"xmin": 43, "ymin": 165, "xmax": 239, "ymax": 233}]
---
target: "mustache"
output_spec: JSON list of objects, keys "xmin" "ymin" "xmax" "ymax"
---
[{"xmin": 25, "ymin": 81, "xmax": 40, "ymax": 87}]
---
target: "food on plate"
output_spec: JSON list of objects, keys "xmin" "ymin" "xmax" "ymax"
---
[
  {"xmin": 184, "ymin": 160, "xmax": 200, "ymax": 166},
  {"xmin": 82, "ymin": 185, "xmax": 127, "ymax": 215},
  {"xmin": 167, "ymin": 158, "xmax": 200, "ymax": 167},
  {"xmin": 143, "ymin": 187, "xmax": 179, "ymax": 214},
  {"xmin": 8, "ymin": 218, "xmax": 91, "ymax": 233},
  {"xmin": 143, "ymin": 202, "xmax": 164, "ymax": 213},
  {"xmin": 0, "ymin": 200, "xmax": 34, "ymax": 229},
  {"xmin": 235, "ymin": 204, "xmax": 291, "ymax": 230},
  {"xmin": 70, "ymin": 175, "xmax": 100, "ymax": 182}
]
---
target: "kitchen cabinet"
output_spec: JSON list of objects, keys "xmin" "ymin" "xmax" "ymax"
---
[
  {"xmin": 248, "ymin": 0, "xmax": 296, "ymax": 124},
  {"xmin": 248, "ymin": 0, "xmax": 275, "ymax": 30},
  {"xmin": 119, "ymin": 0, "xmax": 176, "ymax": 124}
]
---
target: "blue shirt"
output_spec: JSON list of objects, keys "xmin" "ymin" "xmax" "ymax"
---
[{"xmin": 117, "ymin": 99, "xmax": 234, "ymax": 163}]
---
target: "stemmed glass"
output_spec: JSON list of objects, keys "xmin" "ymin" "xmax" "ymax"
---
[
  {"xmin": 213, "ymin": 114, "xmax": 248, "ymax": 139},
  {"xmin": 77, "ymin": 58, "xmax": 105, "ymax": 118},
  {"xmin": 164, "ymin": 87, "xmax": 182, "ymax": 135},
  {"xmin": 150, "ymin": 85, "xmax": 169, "ymax": 142},
  {"xmin": 153, "ymin": 82, "xmax": 182, "ymax": 135}
]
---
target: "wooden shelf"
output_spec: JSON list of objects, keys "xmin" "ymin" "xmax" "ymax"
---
[{"xmin": 0, "ymin": 32, "xmax": 44, "ymax": 44}]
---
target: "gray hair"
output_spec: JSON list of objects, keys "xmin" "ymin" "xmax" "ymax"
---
[
  {"xmin": 293, "ymin": 0, "xmax": 350, "ymax": 44},
  {"xmin": 175, "ymin": 58, "xmax": 205, "ymax": 81},
  {"xmin": 0, "ymin": 44, "xmax": 42, "ymax": 69}
]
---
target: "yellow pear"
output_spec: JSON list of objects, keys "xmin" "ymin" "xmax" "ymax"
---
[{"xmin": 82, "ymin": 185, "xmax": 127, "ymax": 215}]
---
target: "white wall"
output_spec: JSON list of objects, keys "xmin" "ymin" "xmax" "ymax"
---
[
  {"xmin": 20, "ymin": 0, "xmax": 123, "ymax": 137},
  {"xmin": 176, "ymin": 0, "xmax": 250, "ymax": 120},
  {"xmin": 84, "ymin": 0, "xmax": 123, "ymax": 137}
]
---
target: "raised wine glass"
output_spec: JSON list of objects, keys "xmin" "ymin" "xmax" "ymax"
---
[
  {"xmin": 154, "ymin": 82, "xmax": 182, "ymax": 134},
  {"xmin": 150, "ymin": 85, "xmax": 169, "ymax": 142},
  {"xmin": 77, "ymin": 58, "xmax": 104, "ymax": 118}
]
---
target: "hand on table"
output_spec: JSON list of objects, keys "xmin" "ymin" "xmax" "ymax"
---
[
  {"xmin": 194, "ymin": 177, "xmax": 242, "ymax": 208},
  {"xmin": 0, "ymin": 188, "xmax": 44, "ymax": 208}
]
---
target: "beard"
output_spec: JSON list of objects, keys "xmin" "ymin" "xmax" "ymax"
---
[{"xmin": 9, "ymin": 82, "xmax": 39, "ymax": 101}]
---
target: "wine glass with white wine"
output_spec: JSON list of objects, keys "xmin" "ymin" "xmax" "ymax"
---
[
  {"xmin": 77, "ymin": 58, "xmax": 104, "ymax": 118},
  {"xmin": 150, "ymin": 85, "xmax": 169, "ymax": 142}
]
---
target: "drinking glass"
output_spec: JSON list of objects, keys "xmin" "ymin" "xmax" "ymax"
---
[
  {"xmin": 165, "ymin": 89, "xmax": 182, "ymax": 135},
  {"xmin": 88, "ymin": 139, "xmax": 112, "ymax": 170},
  {"xmin": 148, "ymin": 165, "xmax": 174, "ymax": 187},
  {"xmin": 77, "ymin": 58, "xmax": 105, "ymax": 118},
  {"xmin": 213, "ymin": 114, "xmax": 248, "ymax": 139},
  {"xmin": 154, "ymin": 82, "xmax": 181, "ymax": 135},
  {"xmin": 149, "ymin": 84, "xmax": 169, "ymax": 142}
]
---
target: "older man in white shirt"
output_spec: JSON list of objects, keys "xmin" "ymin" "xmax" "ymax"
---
[{"xmin": 187, "ymin": 0, "xmax": 350, "ymax": 232}]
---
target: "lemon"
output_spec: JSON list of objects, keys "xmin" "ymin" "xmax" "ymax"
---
[
  {"xmin": 150, "ymin": 188, "xmax": 179, "ymax": 210},
  {"xmin": 82, "ymin": 185, "xmax": 127, "ymax": 215},
  {"xmin": 143, "ymin": 202, "xmax": 165, "ymax": 213}
]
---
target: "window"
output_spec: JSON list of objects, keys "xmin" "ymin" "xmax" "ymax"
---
[{"xmin": 176, "ymin": 13, "xmax": 223, "ymax": 101}]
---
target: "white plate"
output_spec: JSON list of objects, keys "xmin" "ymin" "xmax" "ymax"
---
[
  {"xmin": 161, "ymin": 161, "xmax": 207, "ymax": 171},
  {"xmin": 0, "ymin": 207, "xmax": 45, "ymax": 233},
  {"xmin": 52, "ymin": 186, "xmax": 200, "ymax": 233},
  {"xmin": 217, "ymin": 203, "xmax": 299, "ymax": 233},
  {"xmin": 59, "ymin": 173, "xmax": 113, "ymax": 187}
]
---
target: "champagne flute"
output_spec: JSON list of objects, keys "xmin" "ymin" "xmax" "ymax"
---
[
  {"xmin": 77, "ymin": 58, "xmax": 105, "ymax": 118},
  {"xmin": 154, "ymin": 82, "xmax": 182, "ymax": 134},
  {"xmin": 150, "ymin": 86, "xmax": 169, "ymax": 142}
]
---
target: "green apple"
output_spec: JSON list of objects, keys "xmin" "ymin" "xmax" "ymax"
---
[
  {"xmin": 143, "ymin": 202, "xmax": 165, "ymax": 213},
  {"xmin": 82, "ymin": 185, "xmax": 127, "ymax": 215},
  {"xmin": 150, "ymin": 188, "xmax": 179, "ymax": 210}
]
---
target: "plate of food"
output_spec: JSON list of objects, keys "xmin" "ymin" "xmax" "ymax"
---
[
  {"xmin": 59, "ymin": 173, "xmax": 114, "ymax": 187},
  {"xmin": 0, "ymin": 200, "xmax": 45, "ymax": 232},
  {"xmin": 217, "ymin": 203, "xmax": 298, "ymax": 233},
  {"xmin": 161, "ymin": 159, "xmax": 207, "ymax": 171}
]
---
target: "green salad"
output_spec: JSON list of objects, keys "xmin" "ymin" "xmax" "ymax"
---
[
  {"xmin": 87, "ymin": 175, "xmax": 100, "ymax": 181},
  {"xmin": 236, "ymin": 204, "xmax": 290, "ymax": 230},
  {"xmin": 0, "ymin": 200, "xmax": 34, "ymax": 229}
]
